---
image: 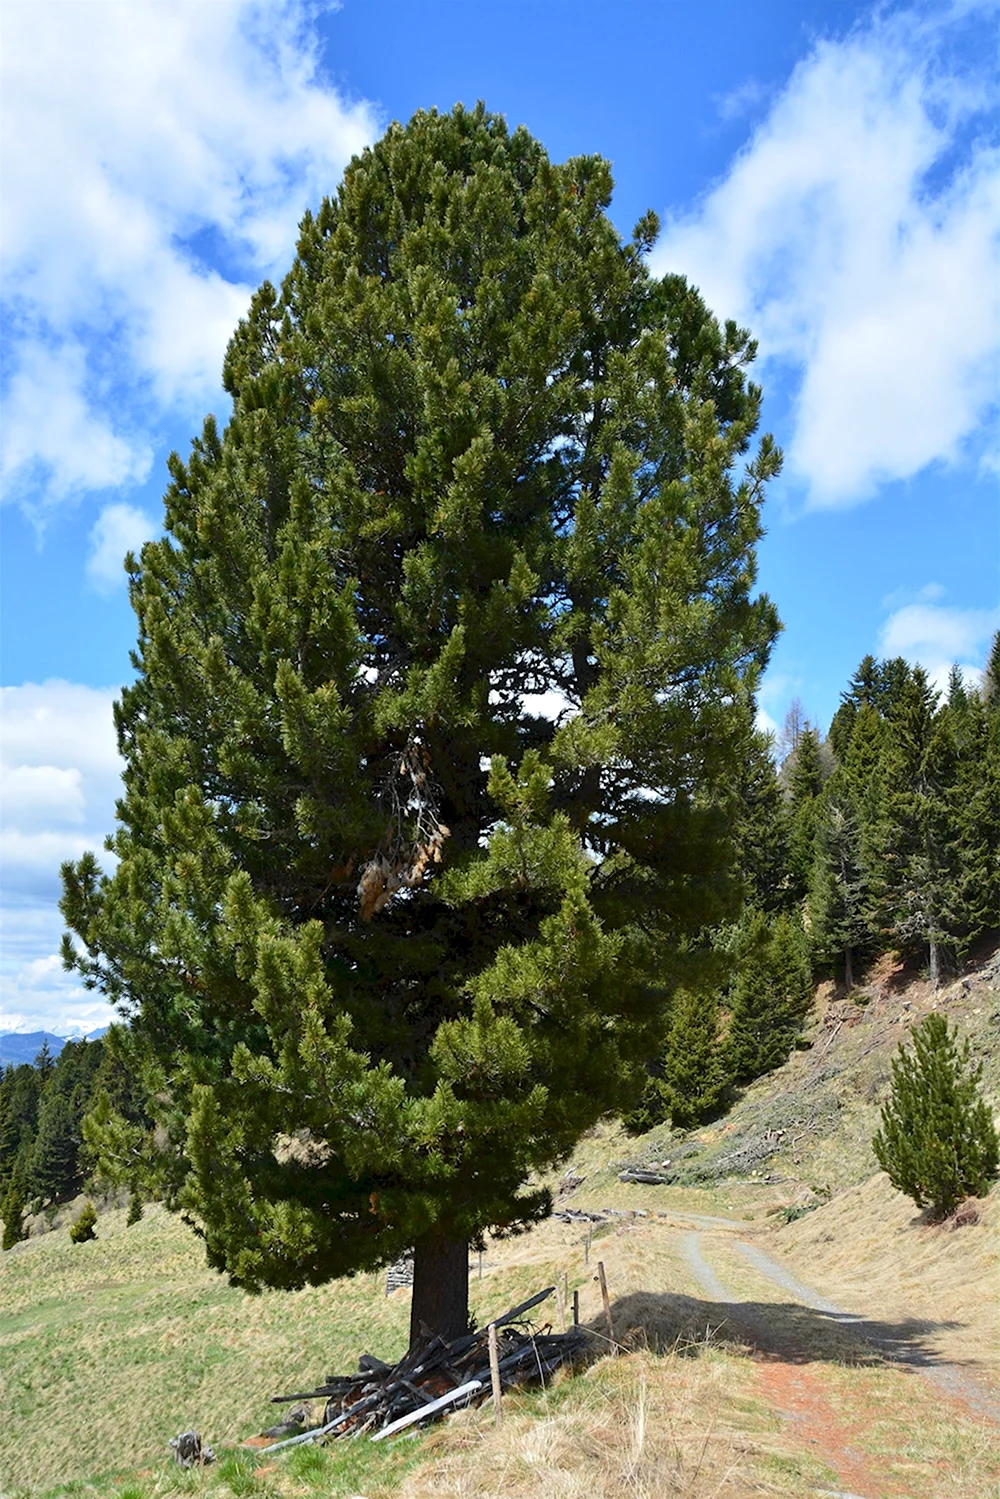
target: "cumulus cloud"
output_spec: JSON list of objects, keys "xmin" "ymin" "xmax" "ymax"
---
[
  {"xmin": 86, "ymin": 503, "xmax": 159, "ymax": 594},
  {"xmin": 879, "ymin": 589, "xmax": 999, "ymax": 693},
  {"xmin": 1, "ymin": 342, "xmax": 153, "ymax": 503},
  {"xmin": 0, "ymin": 0, "xmax": 378, "ymax": 512},
  {"xmin": 652, "ymin": 7, "xmax": 1000, "ymax": 508},
  {"xmin": 1, "ymin": 681, "xmax": 122, "ymax": 1031}
]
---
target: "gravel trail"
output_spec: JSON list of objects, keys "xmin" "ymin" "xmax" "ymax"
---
[
  {"xmin": 679, "ymin": 1230, "xmax": 732, "ymax": 1301},
  {"xmin": 681, "ymin": 1227, "xmax": 1000, "ymax": 1428}
]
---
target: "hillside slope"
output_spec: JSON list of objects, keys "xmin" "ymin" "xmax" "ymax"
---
[{"xmin": 1, "ymin": 944, "xmax": 998, "ymax": 1498}]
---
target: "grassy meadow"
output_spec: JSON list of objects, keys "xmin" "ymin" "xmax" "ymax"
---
[{"xmin": 3, "ymin": 947, "xmax": 999, "ymax": 1499}]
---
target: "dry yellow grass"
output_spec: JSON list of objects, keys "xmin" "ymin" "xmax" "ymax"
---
[
  {"xmin": 770, "ymin": 1172, "xmax": 1000, "ymax": 1383},
  {"xmin": 397, "ymin": 1350, "xmax": 832, "ymax": 1499}
]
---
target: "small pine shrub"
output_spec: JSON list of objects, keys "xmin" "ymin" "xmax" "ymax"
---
[
  {"xmin": 873, "ymin": 1013, "xmax": 999, "ymax": 1220},
  {"xmin": 69, "ymin": 1199, "xmax": 98, "ymax": 1243},
  {"xmin": 774, "ymin": 1202, "xmax": 817, "ymax": 1225},
  {"xmin": 126, "ymin": 1192, "xmax": 144, "ymax": 1226},
  {"xmin": 1, "ymin": 1174, "xmax": 27, "ymax": 1250}
]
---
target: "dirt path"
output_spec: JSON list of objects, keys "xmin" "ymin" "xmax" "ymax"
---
[
  {"xmin": 682, "ymin": 1226, "xmax": 1000, "ymax": 1427},
  {"xmin": 732, "ymin": 1239, "xmax": 1000, "ymax": 1428},
  {"xmin": 678, "ymin": 1225, "xmax": 1000, "ymax": 1499}
]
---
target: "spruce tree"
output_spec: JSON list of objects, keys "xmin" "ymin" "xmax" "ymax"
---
[
  {"xmin": 658, "ymin": 989, "xmax": 729, "ymax": 1127},
  {"xmin": 60, "ymin": 105, "xmax": 780, "ymax": 1346},
  {"xmin": 1, "ymin": 1163, "xmax": 28, "ymax": 1251},
  {"xmin": 840, "ymin": 699, "xmax": 884, "ymax": 895},
  {"xmin": 31, "ymin": 1089, "xmax": 84, "ymax": 1205},
  {"xmin": 873, "ymin": 1013, "xmax": 998, "ymax": 1219},
  {"xmin": 981, "ymin": 629, "xmax": 1000, "ymax": 707},
  {"xmin": 828, "ymin": 654, "xmax": 909, "ymax": 761},
  {"xmin": 785, "ymin": 724, "xmax": 825, "ymax": 901},
  {"xmin": 0, "ymin": 1063, "xmax": 42, "ymax": 1196},
  {"xmin": 625, "ymin": 986, "xmax": 728, "ymax": 1132},
  {"xmin": 874, "ymin": 668, "xmax": 960, "ymax": 987},
  {"xmin": 727, "ymin": 910, "xmax": 812, "ymax": 1081},
  {"xmin": 945, "ymin": 668, "xmax": 1000, "ymax": 948},
  {"xmin": 808, "ymin": 773, "xmax": 870, "ymax": 988},
  {"xmin": 733, "ymin": 727, "xmax": 789, "ymax": 913}
]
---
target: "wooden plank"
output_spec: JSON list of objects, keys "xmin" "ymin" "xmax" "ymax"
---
[
  {"xmin": 260, "ymin": 1389, "xmax": 379, "ymax": 1454},
  {"xmin": 370, "ymin": 1380, "xmax": 483, "ymax": 1442},
  {"xmin": 492, "ymin": 1285, "xmax": 555, "ymax": 1327}
]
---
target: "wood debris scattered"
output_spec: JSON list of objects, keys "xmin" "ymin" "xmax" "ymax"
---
[
  {"xmin": 169, "ymin": 1430, "xmax": 214, "ymax": 1467},
  {"xmin": 260, "ymin": 1286, "xmax": 589, "ymax": 1448}
]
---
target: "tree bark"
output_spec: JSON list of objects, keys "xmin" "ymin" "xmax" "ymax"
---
[
  {"xmin": 929, "ymin": 938, "xmax": 940, "ymax": 992},
  {"xmin": 409, "ymin": 1234, "xmax": 469, "ymax": 1350},
  {"xmin": 844, "ymin": 946, "xmax": 854, "ymax": 991}
]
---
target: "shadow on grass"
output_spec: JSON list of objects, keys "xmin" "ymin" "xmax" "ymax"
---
[{"xmin": 594, "ymin": 1289, "xmax": 966, "ymax": 1370}]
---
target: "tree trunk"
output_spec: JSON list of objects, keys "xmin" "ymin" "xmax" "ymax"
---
[
  {"xmin": 844, "ymin": 945, "xmax": 854, "ymax": 991},
  {"xmin": 929, "ymin": 938, "xmax": 940, "ymax": 992},
  {"xmin": 409, "ymin": 1234, "xmax": 469, "ymax": 1350}
]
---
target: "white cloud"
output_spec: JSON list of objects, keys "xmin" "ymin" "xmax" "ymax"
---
[
  {"xmin": 87, "ymin": 503, "xmax": 159, "ymax": 594},
  {"xmin": 0, "ymin": 682, "xmax": 122, "ymax": 1031},
  {"xmin": 879, "ymin": 592, "xmax": 999, "ymax": 693},
  {"xmin": 1, "ymin": 766, "xmax": 86, "ymax": 830},
  {"xmin": 652, "ymin": 8, "xmax": 1000, "ymax": 508},
  {"xmin": 1, "ymin": 681, "xmax": 122, "ymax": 787},
  {"xmin": 1, "ymin": 342, "xmax": 153, "ymax": 502},
  {"xmin": 0, "ymin": 0, "xmax": 378, "ymax": 511},
  {"xmin": 1, "ymin": 943, "xmax": 114, "ymax": 1036},
  {"xmin": 754, "ymin": 705, "xmax": 780, "ymax": 740},
  {"xmin": 715, "ymin": 77, "xmax": 770, "ymax": 123}
]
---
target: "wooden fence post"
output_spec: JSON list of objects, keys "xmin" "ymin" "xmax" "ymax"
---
[
  {"xmin": 597, "ymin": 1260, "xmax": 614, "ymax": 1350},
  {"xmin": 573, "ymin": 1288, "xmax": 579, "ymax": 1327},
  {"xmin": 488, "ymin": 1322, "xmax": 502, "ymax": 1428}
]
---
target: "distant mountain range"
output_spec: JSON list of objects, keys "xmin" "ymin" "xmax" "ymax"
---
[{"xmin": 0, "ymin": 1028, "xmax": 109, "ymax": 1067}]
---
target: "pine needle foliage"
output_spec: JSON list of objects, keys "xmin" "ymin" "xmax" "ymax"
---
[
  {"xmin": 726, "ymin": 909, "xmax": 811, "ymax": 1082},
  {"xmin": 873, "ymin": 1013, "xmax": 999, "ymax": 1220},
  {"xmin": 1, "ymin": 1166, "xmax": 28, "ymax": 1251},
  {"xmin": 58, "ymin": 105, "xmax": 779, "ymax": 1338},
  {"xmin": 69, "ymin": 1200, "xmax": 98, "ymax": 1244}
]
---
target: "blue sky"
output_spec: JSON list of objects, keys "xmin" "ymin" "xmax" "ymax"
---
[{"xmin": 2, "ymin": 0, "xmax": 997, "ymax": 1034}]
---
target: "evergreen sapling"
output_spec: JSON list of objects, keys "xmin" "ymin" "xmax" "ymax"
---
[{"xmin": 873, "ymin": 1013, "xmax": 999, "ymax": 1220}]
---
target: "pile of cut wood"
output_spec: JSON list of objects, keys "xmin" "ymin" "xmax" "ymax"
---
[{"xmin": 263, "ymin": 1286, "xmax": 589, "ymax": 1448}]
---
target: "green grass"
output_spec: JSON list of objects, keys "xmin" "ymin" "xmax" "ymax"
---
[
  {"xmin": 0, "ymin": 1203, "xmax": 413, "ymax": 1494},
  {"xmin": 0, "ymin": 1198, "xmax": 586, "ymax": 1496}
]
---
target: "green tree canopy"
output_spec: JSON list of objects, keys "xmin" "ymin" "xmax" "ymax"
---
[
  {"xmin": 874, "ymin": 1013, "xmax": 998, "ymax": 1219},
  {"xmin": 61, "ymin": 104, "xmax": 779, "ymax": 1345}
]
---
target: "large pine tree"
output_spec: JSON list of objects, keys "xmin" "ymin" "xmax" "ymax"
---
[{"xmin": 60, "ymin": 106, "xmax": 779, "ymax": 1347}]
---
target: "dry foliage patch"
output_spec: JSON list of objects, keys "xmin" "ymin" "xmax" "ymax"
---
[
  {"xmin": 771, "ymin": 1172, "xmax": 1000, "ymax": 1382},
  {"xmin": 399, "ymin": 1351, "xmax": 829, "ymax": 1499}
]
